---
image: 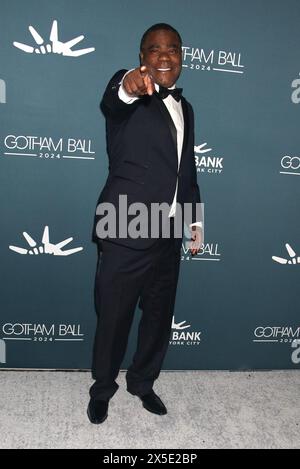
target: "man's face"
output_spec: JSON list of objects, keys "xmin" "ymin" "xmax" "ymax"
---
[{"xmin": 140, "ymin": 29, "xmax": 182, "ymax": 88}]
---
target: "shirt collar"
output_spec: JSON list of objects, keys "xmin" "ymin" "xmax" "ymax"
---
[{"xmin": 154, "ymin": 83, "xmax": 176, "ymax": 92}]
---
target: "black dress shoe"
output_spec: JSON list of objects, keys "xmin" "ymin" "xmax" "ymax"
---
[
  {"xmin": 87, "ymin": 398, "xmax": 109, "ymax": 424},
  {"xmin": 139, "ymin": 390, "xmax": 167, "ymax": 415}
]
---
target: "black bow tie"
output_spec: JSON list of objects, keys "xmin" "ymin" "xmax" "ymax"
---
[{"xmin": 157, "ymin": 86, "xmax": 183, "ymax": 102}]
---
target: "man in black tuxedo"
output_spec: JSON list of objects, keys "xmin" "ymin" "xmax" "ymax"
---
[{"xmin": 88, "ymin": 23, "xmax": 202, "ymax": 424}]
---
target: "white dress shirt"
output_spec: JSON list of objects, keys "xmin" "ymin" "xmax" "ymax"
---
[{"xmin": 118, "ymin": 70, "xmax": 202, "ymax": 229}]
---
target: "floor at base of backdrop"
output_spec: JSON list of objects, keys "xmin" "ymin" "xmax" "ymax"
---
[{"xmin": 0, "ymin": 370, "xmax": 299, "ymax": 449}]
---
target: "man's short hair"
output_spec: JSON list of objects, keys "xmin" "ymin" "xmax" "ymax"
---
[{"xmin": 140, "ymin": 23, "xmax": 182, "ymax": 51}]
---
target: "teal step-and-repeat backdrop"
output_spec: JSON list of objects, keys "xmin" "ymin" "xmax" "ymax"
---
[{"xmin": 0, "ymin": 0, "xmax": 299, "ymax": 370}]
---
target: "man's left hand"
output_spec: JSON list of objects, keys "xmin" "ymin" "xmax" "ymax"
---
[{"xmin": 189, "ymin": 226, "xmax": 202, "ymax": 256}]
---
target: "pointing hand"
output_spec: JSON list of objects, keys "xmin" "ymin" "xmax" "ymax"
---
[{"xmin": 122, "ymin": 65, "xmax": 155, "ymax": 97}]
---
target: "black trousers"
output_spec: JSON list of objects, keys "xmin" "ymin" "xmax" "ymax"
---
[{"xmin": 89, "ymin": 222, "xmax": 182, "ymax": 400}]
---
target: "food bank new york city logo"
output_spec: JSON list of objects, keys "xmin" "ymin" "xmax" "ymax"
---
[{"xmin": 13, "ymin": 20, "xmax": 95, "ymax": 57}]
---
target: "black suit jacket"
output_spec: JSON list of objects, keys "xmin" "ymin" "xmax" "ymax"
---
[{"xmin": 92, "ymin": 69, "xmax": 201, "ymax": 250}]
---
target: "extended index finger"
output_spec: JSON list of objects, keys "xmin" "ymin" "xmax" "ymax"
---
[
  {"xmin": 139, "ymin": 65, "xmax": 148, "ymax": 76},
  {"xmin": 139, "ymin": 66, "xmax": 154, "ymax": 95}
]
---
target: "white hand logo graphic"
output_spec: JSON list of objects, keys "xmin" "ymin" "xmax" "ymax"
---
[
  {"xmin": 13, "ymin": 20, "xmax": 95, "ymax": 57},
  {"xmin": 9, "ymin": 226, "xmax": 83, "ymax": 256},
  {"xmin": 272, "ymin": 243, "xmax": 300, "ymax": 265},
  {"xmin": 172, "ymin": 316, "xmax": 191, "ymax": 330},
  {"xmin": 194, "ymin": 143, "xmax": 212, "ymax": 154}
]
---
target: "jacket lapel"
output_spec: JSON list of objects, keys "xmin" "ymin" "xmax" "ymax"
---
[
  {"xmin": 152, "ymin": 93, "xmax": 190, "ymax": 172},
  {"xmin": 153, "ymin": 93, "xmax": 178, "ymax": 154},
  {"xmin": 180, "ymin": 97, "xmax": 190, "ymax": 157}
]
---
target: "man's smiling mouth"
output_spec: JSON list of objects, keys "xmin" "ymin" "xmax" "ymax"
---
[{"xmin": 157, "ymin": 68, "xmax": 171, "ymax": 71}]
